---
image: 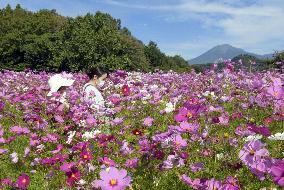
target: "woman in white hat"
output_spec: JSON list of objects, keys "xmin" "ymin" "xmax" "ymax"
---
[{"xmin": 47, "ymin": 74, "xmax": 75, "ymax": 108}]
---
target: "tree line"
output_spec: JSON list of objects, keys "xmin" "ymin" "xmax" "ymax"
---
[{"xmin": 0, "ymin": 4, "xmax": 191, "ymax": 73}]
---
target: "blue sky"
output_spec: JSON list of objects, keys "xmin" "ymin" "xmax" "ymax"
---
[{"xmin": 1, "ymin": 0, "xmax": 284, "ymax": 59}]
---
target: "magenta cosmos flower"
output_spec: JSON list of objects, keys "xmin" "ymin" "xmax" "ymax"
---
[
  {"xmin": 80, "ymin": 150, "xmax": 93, "ymax": 162},
  {"xmin": 16, "ymin": 173, "xmax": 30, "ymax": 189},
  {"xmin": 66, "ymin": 168, "xmax": 81, "ymax": 186},
  {"xmin": 270, "ymin": 159, "xmax": 284, "ymax": 186},
  {"xmin": 122, "ymin": 85, "xmax": 130, "ymax": 96},
  {"xmin": 93, "ymin": 167, "xmax": 131, "ymax": 190}
]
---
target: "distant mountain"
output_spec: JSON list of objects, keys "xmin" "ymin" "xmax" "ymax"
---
[{"xmin": 188, "ymin": 44, "xmax": 273, "ymax": 64}]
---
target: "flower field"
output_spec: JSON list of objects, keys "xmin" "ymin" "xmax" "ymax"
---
[{"xmin": 0, "ymin": 61, "xmax": 283, "ymax": 189}]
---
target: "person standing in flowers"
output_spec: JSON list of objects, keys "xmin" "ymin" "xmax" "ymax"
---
[
  {"xmin": 83, "ymin": 66, "xmax": 107, "ymax": 110},
  {"xmin": 83, "ymin": 66, "xmax": 111, "ymax": 128},
  {"xmin": 47, "ymin": 74, "xmax": 75, "ymax": 109}
]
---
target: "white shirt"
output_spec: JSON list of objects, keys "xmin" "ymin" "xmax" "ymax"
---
[{"xmin": 83, "ymin": 83, "xmax": 105, "ymax": 110}]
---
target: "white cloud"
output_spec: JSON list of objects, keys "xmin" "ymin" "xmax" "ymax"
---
[{"xmin": 104, "ymin": 0, "xmax": 284, "ymax": 57}]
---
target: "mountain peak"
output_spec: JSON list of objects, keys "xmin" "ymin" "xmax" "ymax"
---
[{"xmin": 188, "ymin": 44, "xmax": 272, "ymax": 64}]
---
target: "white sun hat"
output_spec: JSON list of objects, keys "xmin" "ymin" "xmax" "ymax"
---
[{"xmin": 47, "ymin": 74, "xmax": 75, "ymax": 97}]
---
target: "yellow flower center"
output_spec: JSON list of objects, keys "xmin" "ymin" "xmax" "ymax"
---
[
  {"xmin": 110, "ymin": 179, "xmax": 117, "ymax": 186},
  {"xmin": 274, "ymin": 91, "xmax": 279, "ymax": 96},
  {"xmin": 104, "ymin": 161, "xmax": 110, "ymax": 165},
  {"xmin": 187, "ymin": 112, "xmax": 193, "ymax": 118},
  {"xmin": 83, "ymin": 155, "xmax": 88, "ymax": 159},
  {"xmin": 224, "ymin": 133, "xmax": 229, "ymax": 138},
  {"xmin": 22, "ymin": 179, "xmax": 26, "ymax": 184},
  {"xmin": 249, "ymin": 150, "xmax": 255, "ymax": 155}
]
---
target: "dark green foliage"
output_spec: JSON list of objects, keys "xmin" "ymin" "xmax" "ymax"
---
[
  {"xmin": 0, "ymin": 4, "xmax": 191, "ymax": 73},
  {"xmin": 145, "ymin": 41, "xmax": 191, "ymax": 72}
]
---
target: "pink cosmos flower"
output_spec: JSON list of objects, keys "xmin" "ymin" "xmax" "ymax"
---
[
  {"xmin": 239, "ymin": 140, "xmax": 269, "ymax": 166},
  {"xmin": 171, "ymin": 135, "xmax": 187, "ymax": 149},
  {"xmin": 181, "ymin": 175, "xmax": 202, "ymax": 189},
  {"xmin": 205, "ymin": 178, "xmax": 223, "ymax": 190},
  {"xmin": 222, "ymin": 176, "xmax": 240, "ymax": 190},
  {"xmin": 124, "ymin": 158, "xmax": 139, "ymax": 169},
  {"xmin": 0, "ymin": 178, "xmax": 12, "ymax": 188},
  {"xmin": 0, "ymin": 148, "xmax": 8, "ymax": 154},
  {"xmin": 190, "ymin": 162, "xmax": 204, "ymax": 172},
  {"xmin": 99, "ymin": 157, "xmax": 116, "ymax": 167},
  {"xmin": 60, "ymin": 162, "xmax": 76, "ymax": 172},
  {"xmin": 10, "ymin": 126, "xmax": 30, "ymax": 135},
  {"xmin": 179, "ymin": 121, "xmax": 200, "ymax": 134},
  {"xmin": 143, "ymin": 116, "xmax": 154, "ymax": 127},
  {"xmin": 93, "ymin": 167, "xmax": 131, "ymax": 190},
  {"xmin": 266, "ymin": 78, "xmax": 283, "ymax": 100}
]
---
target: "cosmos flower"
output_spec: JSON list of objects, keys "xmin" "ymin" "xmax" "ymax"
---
[
  {"xmin": 179, "ymin": 121, "xmax": 200, "ymax": 134},
  {"xmin": 181, "ymin": 175, "xmax": 203, "ymax": 189},
  {"xmin": 164, "ymin": 102, "xmax": 175, "ymax": 113},
  {"xmin": 124, "ymin": 158, "xmax": 139, "ymax": 169},
  {"xmin": 122, "ymin": 85, "xmax": 130, "ymax": 96},
  {"xmin": 99, "ymin": 157, "xmax": 116, "ymax": 167},
  {"xmin": 239, "ymin": 140, "xmax": 269, "ymax": 167},
  {"xmin": 10, "ymin": 126, "xmax": 30, "ymax": 135},
  {"xmin": 10, "ymin": 152, "xmax": 18, "ymax": 163},
  {"xmin": 205, "ymin": 178, "xmax": 223, "ymax": 190},
  {"xmin": 16, "ymin": 173, "xmax": 30, "ymax": 189},
  {"xmin": 60, "ymin": 162, "xmax": 76, "ymax": 172},
  {"xmin": 80, "ymin": 150, "xmax": 93, "ymax": 162},
  {"xmin": 171, "ymin": 135, "xmax": 187, "ymax": 149},
  {"xmin": 120, "ymin": 140, "xmax": 133, "ymax": 155},
  {"xmin": 143, "ymin": 116, "xmax": 154, "ymax": 127},
  {"xmin": 266, "ymin": 78, "xmax": 283, "ymax": 100},
  {"xmin": 268, "ymin": 132, "xmax": 284, "ymax": 140},
  {"xmin": 93, "ymin": 167, "xmax": 131, "ymax": 190},
  {"xmin": 222, "ymin": 176, "xmax": 240, "ymax": 190},
  {"xmin": 270, "ymin": 160, "xmax": 284, "ymax": 186},
  {"xmin": 190, "ymin": 162, "xmax": 204, "ymax": 172},
  {"xmin": 162, "ymin": 154, "xmax": 185, "ymax": 169},
  {"xmin": 66, "ymin": 168, "xmax": 81, "ymax": 186}
]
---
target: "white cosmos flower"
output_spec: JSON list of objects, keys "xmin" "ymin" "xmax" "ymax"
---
[
  {"xmin": 82, "ymin": 130, "xmax": 101, "ymax": 141},
  {"xmin": 78, "ymin": 120, "xmax": 87, "ymax": 127},
  {"xmin": 244, "ymin": 134, "xmax": 263, "ymax": 142},
  {"xmin": 216, "ymin": 153, "xmax": 224, "ymax": 160},
  {"xmin": 164, "ymin": 102, "xmax": 175, "ymax": 113},
  {"xmin": 268, "ymin": 132, "xmax": 284, "ymax": 140},
  {"xmin": 10, "ymin": 152, "xmax": 18, "ymax": 163},
  {"xmin": 77, "ymin": 179, "xmax": 87, "ymax": 185},
  {"xmin": 67, "ymin": 131, "xmax": 76, "ymax": 144}
]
